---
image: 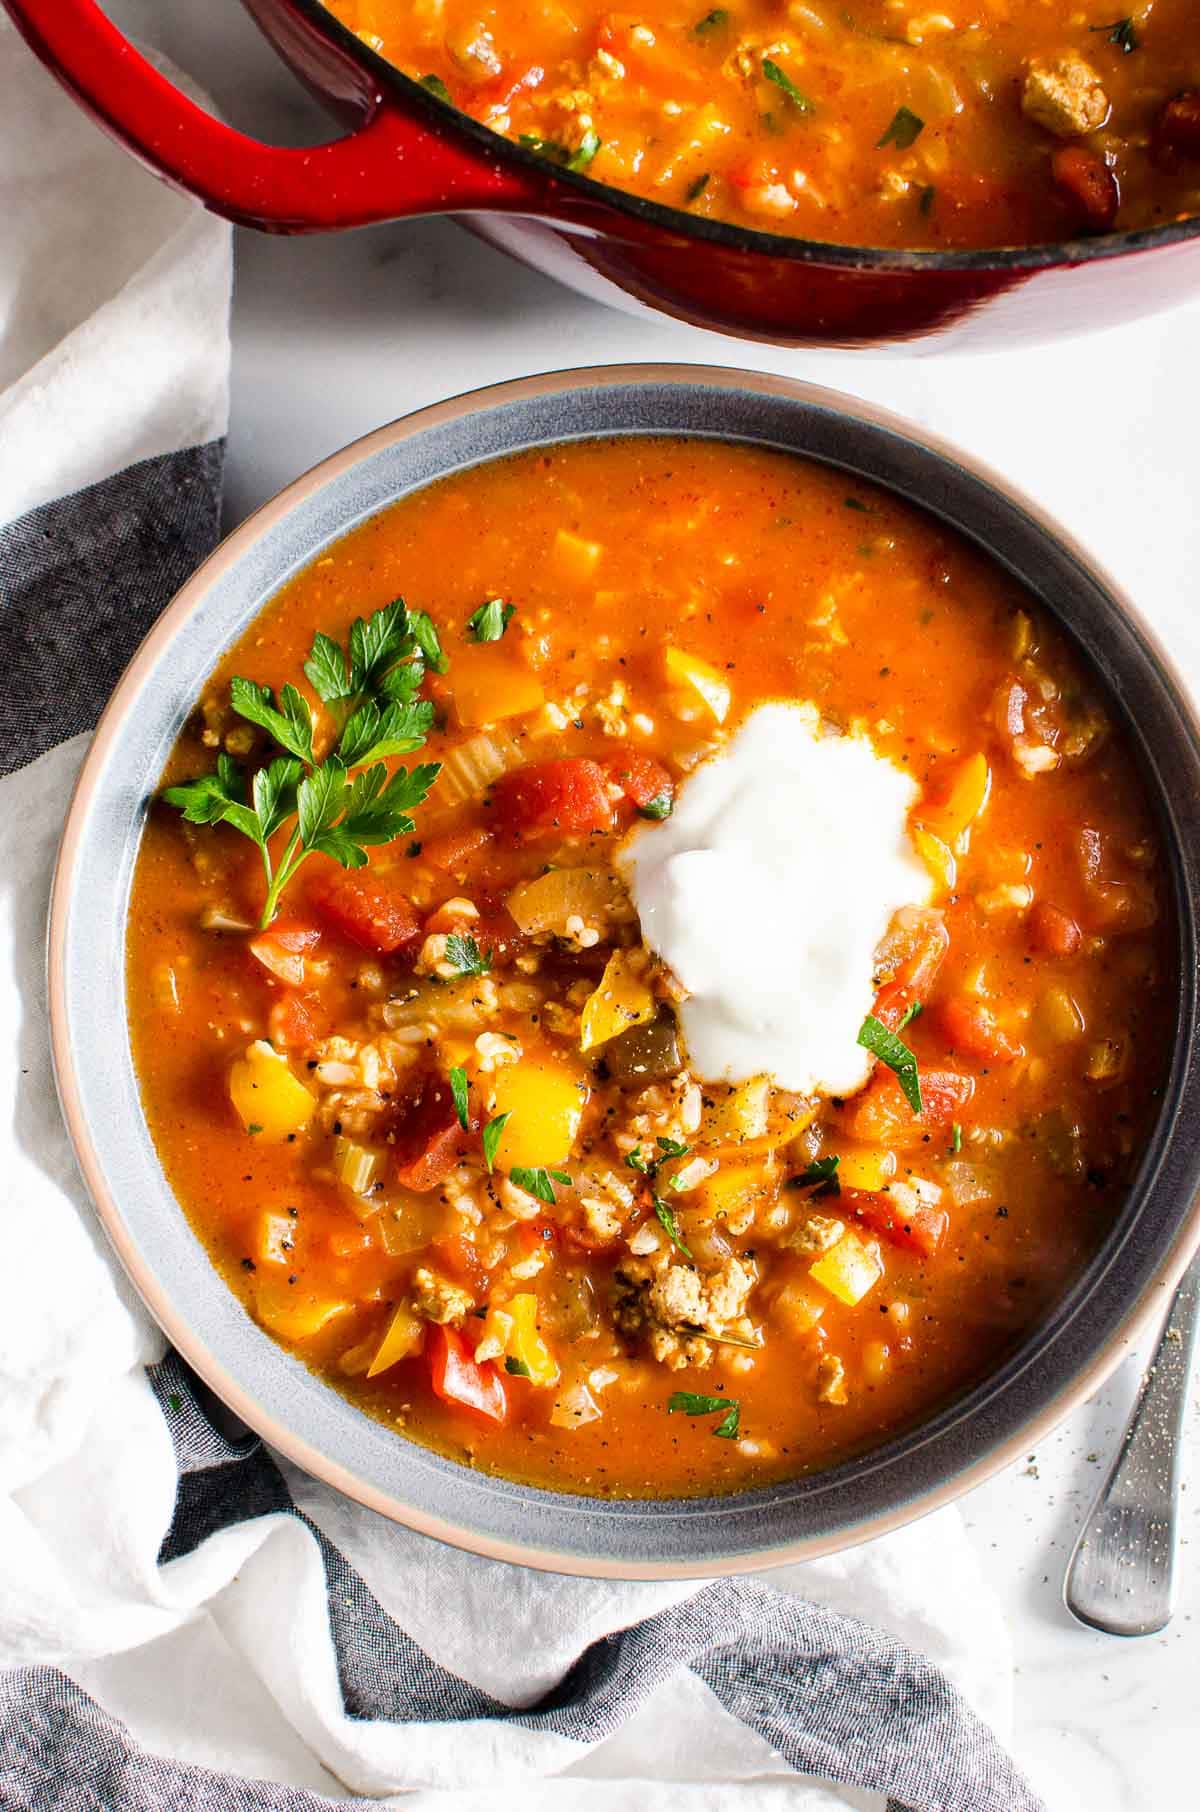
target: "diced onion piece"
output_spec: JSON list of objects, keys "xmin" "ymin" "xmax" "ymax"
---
[
  {"xmin": 382, "ymin": 977, "xmax": 494, "ymax": 1032},
  {"xmin": 836, "ymin": 1146, "xmax": 897, "ymax": 1193},
  {"xmin": 449, "ymin": 645, "xmax": 545, "ymax": 727},
  {"xmin": 257, "ymin": 1211, "xmax": 296, "ymax": 1265},
  {"xmin": 437, "ymin": 727, "xmax": 523, "ymax": 806},
  {"xmin": 810, "ymin": 1228, "xmax": 884, "ymax": 1306},
  {"xmin": 579, "ymin": 949, "xmax": 655, "ymax": 1052},
  {"xmin": 912, "ymin": 825, "xmax": 956, "ymax": 895},
  {"xmin": 228, "ymin": 1040, "xmax": 315, "ymax": 1140},
  {"xmin": 1037, "ymin": 985, "xmax": 1085, "ymax": 1045},
  {"xmin": 918, "ymin": 752, "xmax": 990, "ymax": 842},
  {"xmin": 333, "ymin": 1136, "xmax": 384, "ymax": 1196},
  {"xmin": 377, "ymin": 1194, "xmax": 444, "ymax": 1256},
  {"xmin": 366, "ymin": 1304, "xmax": 425, "ymax": 1377},
  {"xmin": 490, "ymin": 1055, "xmax": 587, "ymax": 1169},
  {"xmin": 773, "ymin": 1276, "xmax": 827, "ymax": 1334},
  {"xmin": 506, "ymin": 866, "xmax": 629, "ymax": 936},
  {"xmin": 550, "ymin": 1376, "xmax": 603, "ymax": 1429},
  {"xmin": 664, "ymin": 646, "xmax": 731, "ymax": 723}
]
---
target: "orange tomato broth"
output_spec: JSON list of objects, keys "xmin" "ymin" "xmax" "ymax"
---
[
  {"xmin": 126, "ymin": 437, "xmax": 1171, "ymax": 1498},
  {"xmin": 325, "ymin": 0, "xmax": 1200, "ymax": 248}
]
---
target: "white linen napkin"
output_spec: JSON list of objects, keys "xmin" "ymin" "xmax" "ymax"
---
[{"xmin": 0, "ymin": 15, "xmax": 1037, "ymax": 1810}]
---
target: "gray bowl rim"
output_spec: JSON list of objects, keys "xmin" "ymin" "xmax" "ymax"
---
[{"xmin": 48, "ymin": 362, "xmax": 1200, "ymax": 1578}]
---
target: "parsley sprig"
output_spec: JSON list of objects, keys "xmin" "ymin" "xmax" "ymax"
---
[
  {"xmin": 858, "ymin": 1013, "xmax": 923, "ymax": 1115},
  {"xmin": 164, "ymin": 600, "xmax": 443, "ymax": 928},
  {"xmin": 668, "ymin": 1390, "xmax": 740, "ymax": 1439},
  {"xmin": 509, "ymin": 1166, "xmax": 573, "ymax": 1204},
  {"xmin": 627, "ymin": 1138, "xmax": 694, "ymax": 1257}
]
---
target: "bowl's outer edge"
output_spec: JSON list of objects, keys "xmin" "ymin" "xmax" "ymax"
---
[{"xmin": 48, "ymin": 363, "xmax": 1200, "ymax": 1576}]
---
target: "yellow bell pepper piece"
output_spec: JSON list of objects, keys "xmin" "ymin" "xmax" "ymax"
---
[
  {"xmin": 810, "ymin": 1229, "xmax": 884, "ymax": 1307},
  {"xmin": 698, "ymin": 1160, "xmax": 778, "ymax": 1223},
  {"xmin": 701, "ymin": 1074, "xmax": 770, "ymax": 1148},
  {"xmin": 554, "ymin": 527, "xmax": 603, "ymax": 582},
  {"xmin": 255, "ymin": 1277, "xmax": 349, "ymax": 1342},
  {"xmin": 450, "ymin": 645, "xmax": 545, "ymax": 727},
  {"xmin": 835, "ymin": 1146, "xmax": 897, "ymax": 1194},
  {"xmin": 663, "ymin": 646, "xmax": 731, "ymax": 723},
  {"xmin": 912, "ymin": 825, "xmax": 956, "ymax": 896},
  {"xmin": 579, "ymin": 949, "xmax": 655, "ymax": 1053},
  {"xmin": 229, "ymin": 1040, "xmax": 315, "ymax": 1141},
  {"xmin": 366, "ymin": 1304, "xmax": 425, "ymax": 1377},
  {"xmin": 490, "ymin": 1055, "xmax": 587, "ymax": 1169},
  {"xmin": 504, "ymin": 1293, "xmax": 559, "ymax": 1387},
  {"xmin": 918, "ymin": 753, "xmax": 991, "ymax": 844}
]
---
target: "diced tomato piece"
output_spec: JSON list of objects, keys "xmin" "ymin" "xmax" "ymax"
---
[
  {"xmin": 491, "ymin": 758, "xmax": 614, "ymax": 840},
  {"xmin": 843, "ymin": 1069, "xmax": 974, "ymax": 1149},
  {"xmin": 313, "ymin": 871, "xmax": 422, "ymax": 954},
  {"xmin": 435, "ymin": 1231, "xmax": 489, "ymax": 1292},
  {"xmin": 421, "ymin": 825, "xmax": 494, "ymax": 871},
  {"xmin": 1029, "ymin": 902, "xmax": 1082, "ymax": 958},
  {"xmin": 872, "ymin": 907, "xmax": 949, "ymax": 1031},
  {"xmin": 1155, "ymin": 91, "xmax": 1200, "ymax": 162},
  {"xmin": 845, "ymin": 1188, "xmax": 948, "ymax": 1261},
  {"xmin": 1051, "ymin": 146, "xmax": 1119, "ymax": 232},
  {"xmin": 391, "ymin": 1073, "xmax": 480, "ymax": 1192},
  {"xmin": 268, "ymin": 991, "xmax": 322, "ymax": 1050},
  {"xmin": 428, "ymin": 1325, "xmax": 508, "ymax": 1423},
  {"xmin": 937, "ymin": 997, "xmax": 1024, "ymax": 1065},
  {"xmin": 249, "ymin": 921, "xmax": 321, "ymax": 987},
  {"xmin": 605, "ymin": 753, "xmax": 674, "ymax": 814}
]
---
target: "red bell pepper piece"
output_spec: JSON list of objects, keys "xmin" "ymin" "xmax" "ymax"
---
[
  {"xmin": 391, "ymin": 1073, "xmax": 480, "ymax": 1191},
  {"xmin": 843, "ymin": 1068, "xmax": 974, "ymax": 1149},
  {"xmin": 313, "ymin": 871, "xmax": 422, "ymax": 954},
  {"xmin": 937, "ymin": 998, "xmax": 1024, "ymax": 1064},
  {"xmin": 844, "ymin": 1188, "xmax": 948, "ymax": 1260},
  {"xmin": 491, "ymin": 758, "xmax": 614, "ymax": 840},
  {"xmin": 268, "ymin": 991, "xmax": 323, "ymax": 1051},
  {"xmin": 428, "ymin": 1325, "xmax": 508, "ymax": 1423},
  {"xmin": 249, "ymin": 920, "xmax": 321, "ymax": 987},
  {"xmin": 1028, "ymin": 902, "xmax": 1081, "ymax": 958}
]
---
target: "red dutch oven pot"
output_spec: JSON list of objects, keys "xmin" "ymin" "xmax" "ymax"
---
[{"xmin": 8, "ymin": 0, "xmax": 1200, "ymax": 348}]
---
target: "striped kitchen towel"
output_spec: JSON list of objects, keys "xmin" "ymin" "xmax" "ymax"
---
[{"xmin": 0, "ymin": 14, "xmax": 1041, "ymax": 1811}]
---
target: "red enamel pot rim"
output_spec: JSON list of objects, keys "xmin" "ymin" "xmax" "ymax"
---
[{"xmin": 7, "ymin": 0, "xmax": 1200, "ymax": 266}]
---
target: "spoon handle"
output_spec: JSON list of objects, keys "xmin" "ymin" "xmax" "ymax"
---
[{"xmin": 1064, "ymin": 1254, "xmax": 1200, "ymax": 1636}]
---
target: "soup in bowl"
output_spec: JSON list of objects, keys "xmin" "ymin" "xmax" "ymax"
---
[{"xmin": 52, "ymin": 368, "xmax": 1200, "ymax": 1571}]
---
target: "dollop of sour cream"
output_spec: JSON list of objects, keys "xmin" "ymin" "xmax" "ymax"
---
[{"xmin": 618, "ymin": 702, "xmax": 932, "ymax": 1098}]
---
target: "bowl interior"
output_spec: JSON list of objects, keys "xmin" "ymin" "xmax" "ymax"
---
[{"xmin": 53, "ymin": 368, "xmax": 1200, "ymax": 1575}]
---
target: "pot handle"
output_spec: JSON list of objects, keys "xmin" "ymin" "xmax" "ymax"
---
[{"xmin": 4, "ymin": 0, "xmax": 543, "ymax": 231}]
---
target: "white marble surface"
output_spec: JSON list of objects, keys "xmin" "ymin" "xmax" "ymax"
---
[{"xmin": 108, "ymin": 5, "xmax": 1200, "ymax": 1805}]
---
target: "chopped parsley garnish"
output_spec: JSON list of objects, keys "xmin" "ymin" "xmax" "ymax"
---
[
  {"xmin": 1089, "ymin": 16, "xmax": 1138, "ymax": 53},
  {"xmin": 951, "ymin": 1122, "xmax": 963, "ymax": 1154},
  {"xmin": 685, "ymin": 171, "xmax": 711, "ymax": 203},
  {"xmin": 466, "ymin": 598, "xmax": 515, "ymax": 643},
  {"xmin": 668, "ymin": 1391, "xmax": 740, "ymax": 1438},
  {"xmin": 793, "ymin": 1154, "xmax": 841, "ymax": 1197},
  {"xmin": 897, "ymin": 999, "xmax": 924, "ymax": 1031},
  {"xmin": 626, "ymin": 1146, "xmax": 651, "ymax": 1175},
  {"xmin": 657, "ymin": 1136, "xmax": 690, "ymax": 1159},
  {"xmin": 509, "ymin": 1166, "xmax": 573, "ymax": 1203},
  {"xmin": 444, "ymin": 932, "xmax": 492, "ymax": 976},
  {"xmin": 164, "ymin": 599, "xmax": 441, "ymax": 926},
  {"xmin": 919, "ymin": 183, "xmax": 936, "ymax": 216},
  {"xmin": 844, "ymin": 496, "xmax": 871, "ymax": 513},
  {"xmin": 419, "ymin": 73, "xmax": 452, "ymax": 101},
  {"xmin": 626, "ymin": 1138, "xmax": 690, "ymax": 1188},
  {"xmin": 638, "ymin": 792, "xmax": 674, "ymax": 820},
  {"xmin": 449, "ymin": 1065, "xmax": 469, "ymax": 1132},
  {"xmin": 519, "ymin": 129, "xmax": 601, "ymax": 171},
  {"xmin": 692, "ymin": 8, "xmax": 729, "ymax": 33},
  {"xmin": 762, "ymin": 58, "xmax": 814, "ymax": 114},
  {"xmin": 246, "ymin": 1123, "xmax": 263, "ymax": 1136},
  {"xmin": 858, "ymin": 1014, "xmax": 923, "ymax": 1116},
  {"xmin": 877, "ymin": 106, "xmax": 924, "ymax": 149},
  {"xmin": 505, "ymin": 1356, "xmax": 533, "ymax": 1377},
  {"xmin": 653, "ymin": 1194, "xmax": 693, "ymax": 1259},
  {"xmin": 482, "ymin": 1111, "xmax": 511, "ymax": 1172}
]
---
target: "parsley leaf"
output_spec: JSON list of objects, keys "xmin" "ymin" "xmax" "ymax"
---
[
  {"xmin": 685, "ymin": 171, "xmax": 711, "ymax": 203},
  {"xmin": 693, "ymin": 8, "xmax": 728, "ymax": 34},
  {"xmin": 1089, "ymin": 16, "xmax": 1138, "ymax": 52},
  {"xmin": 509, "ymin": 1166, "xmax": 572, "ymax": 1203},
  {"xmin": 505, "ymin": 1355, "xmax": 533, "ymax": 1377},
  {"xmin": 858, "ymin": 1013, "xmax": 923, "ymax": 1115},
  {"xmin": 252, "ymin": 756, "xmax": 304, "ymax": 841},
  {"xmin": 444, "ymin": 932, "xmax": 493, "ymax": 976},
  {"xmin": 762, "ymin": 58, "xmax": 814, "ymax": 114},
  {"xmin": 657, "ymin": 1136, "xmax": 690, "ymax": 1159},
  {"xmin": 877, "ymin": 106, "xmax": 924, "ymax": 149},
  {"xmin": 420, "ymin": 72, "xmax": 452, "ymax": 100},
  {"xmin": 951, "ymin": 1121, "xmax": 963, "ymax": 1154},
  {"xmin": 449, "ymin": 1066, "xmax": 470, "ymax": 1132},
  {"xmin": 230, "ymin": 678, "xmax": 314, "ymax": 765},
  {"xmin": 164, "ymin": 754, "xmax": 260, "ymax": 841},
  {"xmin": 897, "ymin": 999, "xmax": 924, "ymax": 1031},
  {"xmin": 626, "ymin": 1147, "xmax": 651, "ymax": 1175},
  {"xmin": 638, "ymin": 792, "xmax": 674, "ymax": 820},
  {"xmin": 668, "ymin": 1391, "xmax": 741, "ymax": 1438},
  {"xmin": 336, "ymin": 698, "xmax": 434, "ymax": 767},
  {"xmin": 793, "ymin": 1154, "xmax": 841, "ymax": 1197},
  {"xmin": 482, "ymin": 1112, "xmax": 511, "ymax": 1173},
  {"xmin": 466, "ymin": 599, "xmax": 515, "ymax": 642},
  {"xmin": 519, "ymin": 130, "xmax": 602, "ymax": 171},
  {"xmin": 653, "ymin": 1194, "xmax": 693, "ymax": 1259}
]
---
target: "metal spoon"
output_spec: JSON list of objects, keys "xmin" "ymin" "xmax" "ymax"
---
[{"xmin": 1064, "ymin": 1254, "xmax": 1200, "ymax": 1636}]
